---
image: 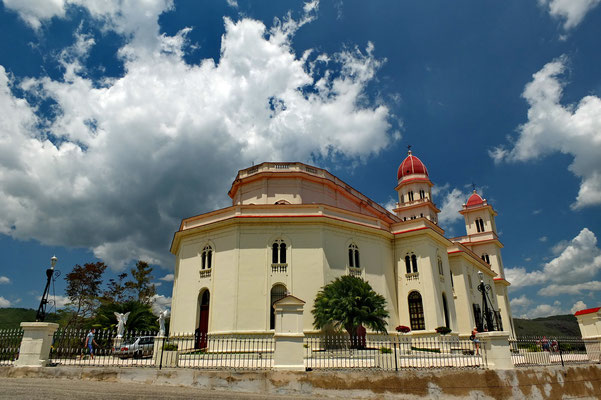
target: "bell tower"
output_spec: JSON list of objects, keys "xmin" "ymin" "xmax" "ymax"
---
[
  {"xmin": 459, "ymin": 190, "xmax": 515, "ymax": 336},
  {"xmin": 393, "ymin": 149, "xmax": 440, "ymax": 223}
]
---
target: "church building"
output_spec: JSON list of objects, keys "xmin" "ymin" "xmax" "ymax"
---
[{"xmin": 169, "ymin": 151, "xmax": 515, "ymax": 338}]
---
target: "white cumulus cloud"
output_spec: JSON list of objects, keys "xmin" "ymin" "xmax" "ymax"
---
[
  {"xmin": 0, "ymin": 296, "xmax": 11, "ymax": 307},
  {"xmin": 490, "ymin": 57, "xmax": 601, "ymax": 210},
  {"xmin": 159, "ymin": 274, "xmax": 174, "ymax": 282},
  {"xmin": 571, "ymin": 300, "xmax": 587, "ymax": 314},
  {"xmin": 506, "ymin": 228, "xmax": 601, "ymax": 293},
  {"xmin": 0, "ymin": 276, "xmax": 10, "ymax": 284},
  {"xmin": 0, "ymin": 5, "xmax": 395, "ymax": 270},
  {"xmin": 431, "ymin": 184, "xmax": 471, "ymax": 233},
  {"xmin": 539, "ymin": 0, "xmax": 601, "ymax": 30}
]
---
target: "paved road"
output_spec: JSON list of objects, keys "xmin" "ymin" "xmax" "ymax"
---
[{"xmin": 0, "ymin": 377, "xmax": 320, "ymax": 400}]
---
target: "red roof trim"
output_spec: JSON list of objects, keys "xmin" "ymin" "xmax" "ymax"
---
[
  {"xmin": 574, "ymin": 307, "xmax": 601, "ymax": 316},
  {"xmin": 393, "ymin": 226, "xmax": 429, "ymax": 235}
]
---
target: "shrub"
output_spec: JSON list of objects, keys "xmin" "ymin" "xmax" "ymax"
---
[
  {"xmin": 435, "ymin": 326, "xmax": 452, "ymax": 335},
  {"xmin": 395, "ymin": 325, "xmax": 411, "ymax": 333},
  {"xmin": 162, "ymin": 343, "xmax": 178, "ymax": 351},
  {"xmin": 379, "ymin": 346, "xmax": 392, "ymax": 354}
]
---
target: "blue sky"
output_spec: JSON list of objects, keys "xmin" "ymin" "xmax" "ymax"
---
[{"xmin": 0, "ymin": 0, "xmax": 600, "ymax": 319}]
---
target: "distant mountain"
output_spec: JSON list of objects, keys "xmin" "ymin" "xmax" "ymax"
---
[
  {"xmin": 0, "ymin": 308, "xmax": 61, "ymax": 330},
  {"xmin": 513, "ymin": 314, "xmax": 581, "ymax": 338}
]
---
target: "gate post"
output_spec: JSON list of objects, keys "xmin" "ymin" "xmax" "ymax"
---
[
  {"xmin": 478, "ymin": 331, "xmax": 513, "ymax": 370},
  {"xmin": 273, "ymin": 295, "xmax": 305, "ymax": 371},
  {"xmin": 14, "ymin": 322, "xmax": 59, "ymax": 367}
]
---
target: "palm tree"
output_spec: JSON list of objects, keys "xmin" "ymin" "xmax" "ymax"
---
[
  {"xmin": 92, "ymin": 300, "xmax": 159, "ymax": 332},
  {"xmin": 312, "ymin": 275, "xmax": 389, "ymax": 344}
]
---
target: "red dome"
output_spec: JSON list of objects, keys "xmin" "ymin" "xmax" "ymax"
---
[
  {"xmin": 397, "ymin": 151, "xmax": 429, "ymax": 180},
  {"xmin": 466, "ymin": 191, "xmax": 484, "ymax": 207}
]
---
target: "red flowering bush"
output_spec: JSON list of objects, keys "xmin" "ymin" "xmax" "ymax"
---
[{"xmin": 395, "ymin": 325, "xmax": 411, "ymax": 333}]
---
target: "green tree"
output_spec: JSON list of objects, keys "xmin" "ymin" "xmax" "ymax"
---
[
  {"xmin": 92, "ymin": 300, "xmax": 159, "ymax": 332},
  {"xmin": 102, "ymin": 272, "xmax": 130, "ymax": 303},
  {"xmin": 125, "ymin": 261, "xmax": 156, "ymax": 305},
  {"xmin": 64, "ymin": 262, "xmax": 107, "ymax": 328},
  {"xmin": 312, "ymin": 275, "xmax": 389, "ymax": 341}
]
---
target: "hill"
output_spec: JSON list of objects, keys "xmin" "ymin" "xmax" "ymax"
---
[
  {"xmin": 0, "ymin": 308, "xmax": 61, "ymax": 330},
  {"xmin": 513, "ymin": 314, "xmax": 581, "ymax": 338}
]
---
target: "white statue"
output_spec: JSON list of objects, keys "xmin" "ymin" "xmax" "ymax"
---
[
  {"xmin": 158, "ymin": 309, "xmax": 169, "ymax": 337},
  {"xmin": 114, "ymin": 312, "xmax": 130, "ymax": 338}
]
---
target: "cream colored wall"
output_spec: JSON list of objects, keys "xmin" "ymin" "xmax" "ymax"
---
[
  {"xmin": 395, "ymin": 234, "xmax": 454, "ymax": 333},
  {"xmin": 448, "ymin": 257, "xmax": 500, "ymax": 336},
  {"xmin": 234, "ymin": 177, "xmax": 366, "ymax": 215},
  {"xmin": 576, "ymin": 312, "xmax": 601, "ymax": 338},
  {"xmin": 170, "ymin": 220, "xmax": 398, "ymax": 335},
  {"xmin": 494, "ymin": 284, "xmax": 515, "ymax": 337},
  {"xmin": 321, "ymin": 227, "xmax": 398, "ymax": 331},
  {"xmin": 464, "ymin": 209, "xmax": 496, "ymax": 236}
]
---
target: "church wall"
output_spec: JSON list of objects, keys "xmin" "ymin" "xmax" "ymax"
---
[
  {"xmin": 169, "ymin": 228, "xmax": 240, "ymax": 334},
  {"xmin": 449, "ymin": 257, "xmax": 500, "ymax": 336},
  {"xmin": 395, "ymin": 234, "xmax": 449, "ymax": 333}
]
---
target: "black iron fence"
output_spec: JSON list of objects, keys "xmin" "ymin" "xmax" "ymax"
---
[
  {"xmin": 49, "ymin": 329, "xmax": 157, "ymax": 367},
  {"xmin": 163, "ymin": 333, "xmax": 274, "ymax": 370},
  {"xmin": 0, "ymin": 329, "xmax": 23, "ymax": 366},
  {"xmin": 48, "ymin": 330, "xmax": 274, "ymax": 369},
  {"xmin": 510, "ymin": 336, "xmax": 595, "ymax": 367},
  {"xmin": 304, "ymin": 334, "xmax": 485, "ymax": 370}
]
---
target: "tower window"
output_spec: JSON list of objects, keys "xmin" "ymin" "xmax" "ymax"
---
[
  {"xmin": 400, "ymin": 194, "xmax": 404, "ymax": 204},
  {"xmin": 411, "ymin": 254, "xmax": 418, "ymax": 273},
  {"xmin": 476, "ymin": 218, "xmax": 485, "ymax": 233},
  {"xmin": 201, "ymin": 245, "xmax": 213, "ymax": 270},
  {"xmin": 405, "ymin": 255, "xmax": 411, "ymax": 274},
  {"xmin": 408, "ymin": 191, "xmax": 414, "ymax": 201},
  {"xmin": 481, "ymin": 254, "xmax": 490, "ymax": 264},
  {"xmin": 438, "ymin": 258, "xmax": 444, "ymax": 275},
  {"xmin": 419, "ymin": 190, "xmax": 425, "ymax": 199},
  {"xmin": 348, "ymin": 244, "xmax": 360, "ymax": 268},
  {"xmin": 272, "ymin": 240, "xmax": 287, "ymax": 264}
]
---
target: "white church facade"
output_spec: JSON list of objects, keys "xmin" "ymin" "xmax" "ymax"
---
[{"xmin": 169, "ymin": 151, "xmax": 515, "ymax": 339}]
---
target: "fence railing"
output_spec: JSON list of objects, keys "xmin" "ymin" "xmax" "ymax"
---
[
  {"xmin": 164, "ymin": 333, "xmax": 274, "ymax": 370},
  {"xmin": 304, "ymin": 334, "xmax": 485, "ymax": 370},
  {"xmin": 48, "ymin": 330, "xmax": 274, "ymax": 369},
  {"xmin": 0, "ymin": 329, "xmax": 23, "ymax": 366},
  {"xmin": 510, "ymin": 336, "xmax": 594, "ymax": 367},
  {"xmin": 50, "ymin": 329, "xmax": 158, "ymax": 367}
]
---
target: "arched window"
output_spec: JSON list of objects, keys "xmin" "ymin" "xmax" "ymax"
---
[
  {"xmin": 411, "ymin": 254, "xmax": 418, "ymax": 273},
  {"xmin": 405, "ymin": 255, "xmax": 411, "ymax": 274},
  {"xmin": 481, "ymin": 254, "xmax": 490, "ymax": 264},
  {"xmin": 408, "ymin": 291, "xmax": 425, "ymax": 330},
  {"xmin": 201, "ymin": 245, "xmax": 213, "ymax": 270},
  {"xmin": 408, "ymin": 191, "xmax": 414, "ymax": 201},
  {"xmin": 272, "ymin": 240, "xmax": 287, "ymax": 264},
  {"xmin": 275, "ymin": 199, "xmax": 290, "ymax": 205},
  {"xmin": 348, "ymin": 244, "xmax": 360, "ymax": 268},
  {"xmin": 400, "ymin": 194, "xmax": 404, "ymax": 204},
  {"xmin": 419, "ymin": 189, "xmax": 425, "ymax": 199},
  {"xmin": 476, "ymin": 218, "xmax": 485, "ymax": 233},
  {"xmin": 270, "ymin": 284, "xmax": 288, "ymax": 329},
  {"xmin": 438, "ymin": 258, "xmax": 444, "ymax": 275}
]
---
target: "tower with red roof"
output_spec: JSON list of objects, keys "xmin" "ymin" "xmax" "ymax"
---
[{"xmin": 393, "ymin": 150, "xmax": 440, "ymax": 222}]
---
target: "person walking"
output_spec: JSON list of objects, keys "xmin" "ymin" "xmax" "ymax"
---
[
  {"xmin": 470, "ymin": 327, "xmax": 481, "ymax": 355},
  {"xmin": 82, "ymin": 328, "xmax": 99, "ymax": 360}
]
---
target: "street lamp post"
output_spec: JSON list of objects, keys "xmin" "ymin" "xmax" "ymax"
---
[
  {"xmin": 35, "ymin": 256, "xmax": 58, "ymax": 322},
  {"xmin": 477, "ymin": 271, "xmax": 495, "ymax": 331}
]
